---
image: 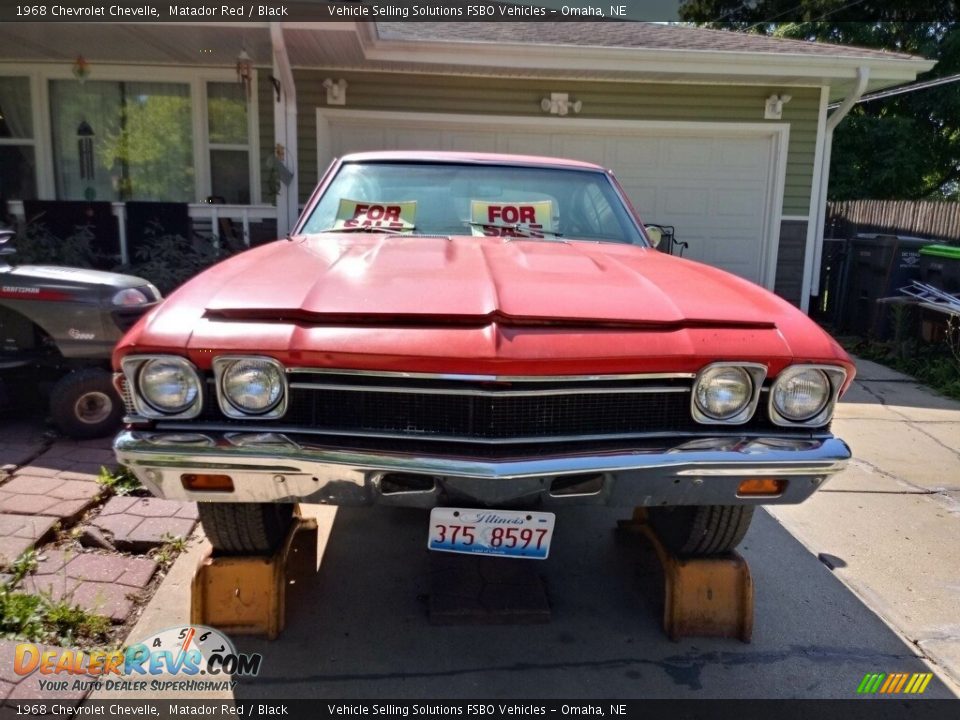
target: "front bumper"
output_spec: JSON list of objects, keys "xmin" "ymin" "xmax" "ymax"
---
[{"xmin": 114, "ymin": 430, "xmax": 851, "ymax": 508}]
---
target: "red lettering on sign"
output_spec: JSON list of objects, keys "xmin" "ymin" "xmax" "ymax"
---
[{"xmin": 487, "ymin": 205, "xmax": 537, "ymax": 224}]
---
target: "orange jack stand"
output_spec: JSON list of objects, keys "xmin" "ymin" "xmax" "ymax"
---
[
  {"xmin": 618, "ymin": 507, "xmax": 754, "ymax": 643},
  {"xmin": 190, "ymin": 508, "xmax": 318, "ymax": 640}
]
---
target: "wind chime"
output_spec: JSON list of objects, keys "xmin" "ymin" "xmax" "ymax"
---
[{"xmin": 77, "ymin": 120, "xmax": 95, "ymax": 181}]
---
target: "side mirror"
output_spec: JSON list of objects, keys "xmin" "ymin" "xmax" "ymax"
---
[{"xmin": 644, "ymin": 225, "xmax": 662, "ymax": 248}]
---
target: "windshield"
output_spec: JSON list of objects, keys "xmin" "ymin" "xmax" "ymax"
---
[{"xmin": 299, "ymin": 162, "xmax": 646, "ymax": 244}]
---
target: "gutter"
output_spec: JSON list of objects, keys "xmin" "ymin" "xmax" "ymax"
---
[
  {"xmin": 270, "ymin": 22, "xmax": 298, "ymax": 238},
  {"xmin": 809, "ymin": 66, "xmax": 870, "ymax": 299}
]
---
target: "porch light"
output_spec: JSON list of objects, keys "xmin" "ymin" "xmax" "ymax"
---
[{"xmin": 236, "ymin": 49, "xmax": 253, "ymax": 99}]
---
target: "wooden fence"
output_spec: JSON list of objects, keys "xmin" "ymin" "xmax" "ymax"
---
[{"xmin": 826, "ymin": 199, "xmax": 960, "ymax": 242}]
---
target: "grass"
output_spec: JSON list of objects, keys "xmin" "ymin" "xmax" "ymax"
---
[
  {"xmin": 839, "ymin": 315, "xmax": 960, "ymax": 401},
  {"xmin": 0, "ymin": 551, "xmax": 110, "ymax": 647},
  {"xmin": 96, "ymin": 465, "xmax": 143, "ymax": 496},
  {"xmin": 150, "ymin": 534, "xmax": 190, "ymax": 569}
]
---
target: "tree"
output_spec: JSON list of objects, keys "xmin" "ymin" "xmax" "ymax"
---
[{"xmin": 678, "ymin": 2, "xmax": 960, "ymax": 200}]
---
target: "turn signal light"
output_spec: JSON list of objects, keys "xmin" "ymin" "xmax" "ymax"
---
[
  {"xmin": 737, "ymin": 478, "xmax": 786, "ymax": 497},
  {"xmin": 181, "ymin": 474, "xmax": 234, "ymax": 492}
]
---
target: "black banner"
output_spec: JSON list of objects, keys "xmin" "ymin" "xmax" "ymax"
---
[
  {"xmin": 2, "ymin": 700, "xmax": 960, "ymax": 720},
  {"xmin": 0, "ymin": 0, "xmax": 956, "ymax": 24}
]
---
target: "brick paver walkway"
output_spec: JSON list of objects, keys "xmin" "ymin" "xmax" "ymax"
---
[
  {"xmin": 21, "ymin": 549, "xmax": 158, "ymax": 621},
  {"xmin": 89, "ymin": 497, "xmax": 199, "ymax": 552}
]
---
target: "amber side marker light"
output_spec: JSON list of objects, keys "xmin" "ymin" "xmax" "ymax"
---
[
  {"xmin": 181, "ymin": 474, "xmax": 234, "ymax": 492},
  {"xmin": 737, "ymin": 478, "xmax": 787, "ymax": 497}
]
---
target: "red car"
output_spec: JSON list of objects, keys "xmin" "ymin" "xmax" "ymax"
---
[{"xmin": 113, "ymin": 152, "xmax": 854, "ymax": 559}]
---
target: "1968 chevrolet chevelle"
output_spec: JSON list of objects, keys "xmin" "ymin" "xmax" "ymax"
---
[{"xmin": 113, "ymin": 151, "xmax": 854, "ymax": 559}]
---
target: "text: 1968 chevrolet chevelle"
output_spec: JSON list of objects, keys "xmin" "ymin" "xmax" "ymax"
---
[{"xmin": 112, "ymin": 152, "xmax": 854, "ymax": 559}]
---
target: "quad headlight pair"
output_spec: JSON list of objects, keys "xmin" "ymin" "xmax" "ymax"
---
[
  {"xmin": 693, "ymin": 362, "xmax": 845, "ymax": 426},
  {"xmin": 121, "ymin": 355, "xmax": 286, "ymax": 420}
]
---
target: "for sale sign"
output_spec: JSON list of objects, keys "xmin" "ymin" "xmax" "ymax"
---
[
  {"xmin": 333, "ymin": 199, "xmax": 417, "ymax": 231},
  {"xmin": 470, "ymin": 200, "xmax": 555, "ymax": 238}
]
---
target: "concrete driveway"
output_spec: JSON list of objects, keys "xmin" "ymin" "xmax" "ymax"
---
[{"xmin": 92, "ymin": 356, "xmax": 960, "ymax": 700}]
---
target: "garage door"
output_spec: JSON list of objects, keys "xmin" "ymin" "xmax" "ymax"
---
[{"xmin": 316, "ymin": 110, "xmax": 785, "ymax": 287}]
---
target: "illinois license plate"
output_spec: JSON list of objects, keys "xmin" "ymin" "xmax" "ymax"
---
[{"xmin": 428, "ymin": 508, "xmax": 555, "ymax": 560}]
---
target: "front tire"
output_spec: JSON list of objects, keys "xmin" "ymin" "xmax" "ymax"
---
[
  {"xmin": 49, "ymin": 368, "xmax": 124, "ymax": 439},
  {"xmin": 647, "ymin": 505, "xmax": 754, "ymax": 557},
  {"xmin": 198, "ymin": 503, "xmax": 295, "ymax": 555}
]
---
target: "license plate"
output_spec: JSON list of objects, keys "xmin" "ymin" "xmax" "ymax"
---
[{"xmin": 428, "ymin": 508, "xmax": 555, "ymax": 560}]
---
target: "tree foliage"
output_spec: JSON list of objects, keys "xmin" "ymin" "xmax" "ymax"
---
[{"xmin": 678, "ymin": 2, "xmax": 960, "ymax": 200}]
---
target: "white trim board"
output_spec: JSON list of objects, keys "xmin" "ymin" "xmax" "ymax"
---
[{"xmin": 315, "ymin": 108, "xmax": 789, "ymax": 292}]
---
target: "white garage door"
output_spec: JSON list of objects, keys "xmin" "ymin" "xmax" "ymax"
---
[{"xmin": 316, "ymin": 110, "xmax": 785, "ymax": 287}]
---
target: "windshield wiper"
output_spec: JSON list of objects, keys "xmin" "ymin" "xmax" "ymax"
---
[
  {"xmin": 463, "ymin": 221, "xmax": 564, "ymax": 238},
  {"xmin": 312, "ymin": 226, "xmax": 414, "ymax": 234}
]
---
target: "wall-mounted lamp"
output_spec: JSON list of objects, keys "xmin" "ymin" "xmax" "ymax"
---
[
  {"xmin": 541, "ymin": 93, "xmax": 582, "ymax": 116},
  {"xmin": 323, "ymin": 78, "xmax": 348, "ymax": 106},
  {"xmin": 764, "ymin": 93, "xmax": 792, "ymax": 120},
  {"xmin": 236, "ymin": 49, "xmax": 253, "ymax": 99}
]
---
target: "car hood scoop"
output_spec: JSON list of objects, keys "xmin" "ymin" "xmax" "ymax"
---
[{"xmin": 201, "ymin": 234, "xmax": 782, "ymax": 329}]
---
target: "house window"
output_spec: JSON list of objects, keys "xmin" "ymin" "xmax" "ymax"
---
[
  {"xmin": 0, "ymin": 76, "xmax": 37, "ymax": 200},
  {"xmin": 49, "ymin": 79, "xmax": 193, "ymax": 202},
  {"xmin": 207, "ymin": 82, "xmax": 250, "ymax": 204}
]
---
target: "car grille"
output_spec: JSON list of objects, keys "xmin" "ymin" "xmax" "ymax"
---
[{"xmin": 195, "ymin": 373, "xmax": 709, "ymax": 443}]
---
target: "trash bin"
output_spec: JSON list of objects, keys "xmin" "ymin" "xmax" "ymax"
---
[
  {"xmin": 840, "ymin": 234, "xmax": 929, "ymax": 339},
  {"xmin": 813, "ymin": 237, "xmax": 848, "ymax": 325},
  {"xmin": 919, "ymin": 244, "xmax": 960, "ymax": 293}
]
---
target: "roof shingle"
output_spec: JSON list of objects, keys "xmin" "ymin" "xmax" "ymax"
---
[{"xmin": 376, "ymin": 22, "xmax": 922, "ymax": 61}]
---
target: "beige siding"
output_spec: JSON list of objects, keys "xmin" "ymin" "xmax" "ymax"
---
[{"xmin": 292, "ymin": 70, "xmax": 820, "ymax": 217}]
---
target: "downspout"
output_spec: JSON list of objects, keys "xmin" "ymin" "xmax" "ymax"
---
[
  {"xmin": 810, "ymin": 66, "xmax": 869, "ymax": 298},
  {"xmin": 270, "ymin": 22, "xmax": 298, "ymax": 238}
]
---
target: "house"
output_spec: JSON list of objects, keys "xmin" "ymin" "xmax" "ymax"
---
[{"xmin": 0, "ymin": 21, "xmax": 934, "ymax": 310}]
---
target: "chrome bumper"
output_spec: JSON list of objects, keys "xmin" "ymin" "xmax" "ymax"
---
[{"xmin": 113, "ymin": 430, "xmax": 850, "ymax": 508}]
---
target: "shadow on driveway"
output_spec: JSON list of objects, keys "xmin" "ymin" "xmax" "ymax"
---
[{"xmin": 230, "ymin": 506, "xmax": 953, "ymax": 699}]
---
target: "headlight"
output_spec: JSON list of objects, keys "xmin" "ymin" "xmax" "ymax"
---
[
  {"xmin": 215, "ymin": 357, "xmax": 286, "ymax": 417},
  {"xmin": 771, "ymin": 367, "xmax": 833, "ymax": 423},
  {"xmin": 137, "ymin": 357, "xmax": 201, "ymax": 415},
  {"xmin": 691, "ymin": 363, "xmax": 765, "ymax": 424},
  {"xmin": 112, "ymin": 288, "xmax": 150, "ymax": 306}
]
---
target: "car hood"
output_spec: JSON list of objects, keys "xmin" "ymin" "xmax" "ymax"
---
[
  {"xmin": 199, "ymin": 234, "xmax": 786, "ymax": 329},
  {"xmin": 118, "ymin": 234, "xmax": 853, "ymax": 379}
]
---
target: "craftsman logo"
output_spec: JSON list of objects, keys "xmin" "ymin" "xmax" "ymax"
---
[
  {"xmin": 857, "ymin": 672, "xmax": 933, "ymax": 694},
  {"xmin": 1, "ymin": 286, "xmax": 39, "ymax": 293}
]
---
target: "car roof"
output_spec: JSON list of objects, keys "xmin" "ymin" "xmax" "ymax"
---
[{"xmin": 339, "ymin": 150, "xmax": 606, "ymax": 171}]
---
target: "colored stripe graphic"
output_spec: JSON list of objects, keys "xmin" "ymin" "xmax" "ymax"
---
[
  {"xmin": 857, "ymin": 672, "xmax": 932, "ymax": 694},
  {"xmin": 893, "ymin": 674, "xmax": 909, "ymax": 693}
]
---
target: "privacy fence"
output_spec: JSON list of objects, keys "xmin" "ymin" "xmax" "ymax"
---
[{"xmin": 825, "ymin": 199, "xmax": 960, "ymax": 243}]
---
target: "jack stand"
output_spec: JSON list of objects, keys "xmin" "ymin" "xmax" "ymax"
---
[
  {"xmin": 618, "ymin": 508, "xmax": 753, "ymax": 643},
  {"xmin": 190, "ymin": 508, "xmax": 318, "ymax": 640}
]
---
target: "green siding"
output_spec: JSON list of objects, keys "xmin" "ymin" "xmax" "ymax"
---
[{"xmin": 291, "ymin": 70, "xmax": 820, "ymax": 217}]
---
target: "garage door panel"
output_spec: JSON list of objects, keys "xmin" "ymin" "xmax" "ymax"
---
[
  {"xmin": 609, "ymin": 140, "xmax": 658, "ymax": 168},
  {"xmin": 501, "ymin": 133, "xmax": 553, "ymax": 157},
  {"xmin": 336, "ymin": 126, "xmax": 389, "ymax": 155},
  {"xmin": 713, "ymin": 188, "xmax": 764, "ymax": 217},
  {"xmin": 321, "ymin": 114, "xmax": 778, "ymax": 287},
  {"xmin": 552, "ymin": 134, "xmax": 607, "ymax": 165},
  {"xmin": 661, "ymin": 188, "xmax": 710, "ymax": 216},
  {"xmin": 443, "ymin": 131, "xmax": 498, "ymax": 153}
]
